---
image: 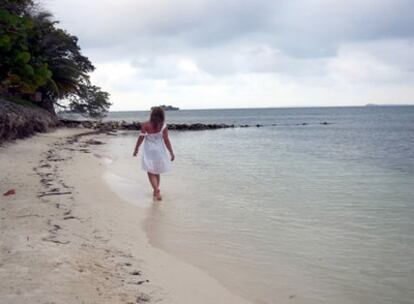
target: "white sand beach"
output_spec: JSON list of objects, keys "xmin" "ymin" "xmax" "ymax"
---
[{"xmin": 0, "ymin": 128, "xmax": 251, "ymax": 304}]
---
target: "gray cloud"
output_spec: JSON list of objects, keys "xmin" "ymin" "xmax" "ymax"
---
[
  {"xmin": 45, "ymin": 0, "xmax": 414, "ymax": 109},
  {"xmin": 48, "ymin": 0, "xmax": 414, "ymax": 56}
]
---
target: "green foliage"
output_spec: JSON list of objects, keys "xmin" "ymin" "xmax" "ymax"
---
[
  {"xmin": 0, "ymin": 8, "xmax": 40, "ymax": 93},
  {"xmin": 69, "ymin": 83, "xmax": 111, "ymax": 118},
  {"xmin": 0, "ymin": 0, "xmax": 34, "ymax": 15},
  {"xmin": 0, "ymin": 1, "xmax": 111, "ymax": 117}
]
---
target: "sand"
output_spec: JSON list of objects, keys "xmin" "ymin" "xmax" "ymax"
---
[{"xmin": 0, "ymin": 128, "xmax": 251, "ymax": 304}]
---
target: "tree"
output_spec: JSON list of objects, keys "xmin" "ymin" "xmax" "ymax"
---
[
  {"xmin": 68, "ymin": 83, "xmax": 111, "ymax": 118},
  {"xmin": 0, "ymin": 0, "xmax": 34, "ymax": 15},
  {"xmin": 28, "ymin": 11, "xmax": 97, "ymax": 113},
  {"xmin": 0, "ymin": 7, "xmax": 51, "ymax": 93},
  {"xmin": 0, "ymin": 1, "xmax": 111, "ymax": 117}
]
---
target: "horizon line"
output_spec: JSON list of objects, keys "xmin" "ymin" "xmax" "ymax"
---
[{"xmin": 108, "ymin": 103, "xmax": 414, "ymax": 112}]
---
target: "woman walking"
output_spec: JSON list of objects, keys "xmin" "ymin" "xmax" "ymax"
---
[{"xmin": 133, "ymin": 107, "xmax": 175, "ymax": 200}]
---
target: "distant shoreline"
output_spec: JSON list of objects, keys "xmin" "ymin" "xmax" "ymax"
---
[
  {"xmin": 151, "ymin": 105, "xmax": 179, "ymax": 111},
  {"xmin": 107, "ymin": 104, "xmax": 414, "ymax": 112}
]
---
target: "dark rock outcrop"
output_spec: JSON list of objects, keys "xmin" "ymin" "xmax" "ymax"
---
[
  {"xmin": 59, "ymin": 119, "xmax": 240, "ymax": 131},
  {"xmin": 59, "ymin": 119, "xmax": 332, "ymax": 132},
  {"xmin": 0, "ymin": 98, "xmax": 59, "ymax": 144}
]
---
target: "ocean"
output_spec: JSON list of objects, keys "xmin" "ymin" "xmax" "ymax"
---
[{"xmin": 101, "ymin": 106, "xmax": 414, "ymax": 304}]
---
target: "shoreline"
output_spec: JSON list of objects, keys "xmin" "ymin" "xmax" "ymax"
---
[{"xmin": 0, "ymin": 128, "xmax": 251, "ymax": 304}]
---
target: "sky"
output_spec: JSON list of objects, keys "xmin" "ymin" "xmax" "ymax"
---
[{"xmin": 45, "ymin": 0, "xmax": 414, "ymax": 110}]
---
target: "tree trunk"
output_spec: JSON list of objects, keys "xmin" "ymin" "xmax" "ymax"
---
[{"xmin": 36, "ymin": 96, "xmax": 56, "ymax": 116}]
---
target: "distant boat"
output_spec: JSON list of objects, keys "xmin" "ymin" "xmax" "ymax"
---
[{"xmin": 151, "ymin": 105, "xmax": 179, "ymax": 111}]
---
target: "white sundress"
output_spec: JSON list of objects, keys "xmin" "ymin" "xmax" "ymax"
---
[{"xmin": 140, "ymin": 123, "xmax": 171, "ymax": 174}]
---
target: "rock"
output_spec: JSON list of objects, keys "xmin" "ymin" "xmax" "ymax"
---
[
  {"xmin": 59, "ymin": 119, "xmax": 269, "ymax": 132},
  {"xmin": 130, "ymin": 271, "xmax": 141, "ymax": 276},
  {"xmin": 85, "ymin": 139, "xmax": 104, "ymax": 145},
  {"xmin": 0, "ymin": 98, "xmax": 59, "ymax": 144}
]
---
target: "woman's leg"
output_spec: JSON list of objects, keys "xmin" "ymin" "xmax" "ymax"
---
[
  {"xmin": 155, "ymin": 174, "xmax": 162, "ymax": 200},
  {"xmin": 147, "ymin": 172, "xmax": 158, "ymax": 194},
  {"xmin": 147, "ymin": 172, "xmax": 162, "ymax": 200},
  {"xmin": 156, "ymin": 174, "xmax": 160, "ymax": 189}
]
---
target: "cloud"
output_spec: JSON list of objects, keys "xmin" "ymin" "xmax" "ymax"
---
[
  {"xmin": 45, "ymin": 0, "xmax": 414, "ymax": 109},
  {"xmin": 48, "ymin": 0, "xmax": 414, "ymax": 56},
  {"xmin": 327, "ymin": 39, "xmax": 414, "ymax": 85}
]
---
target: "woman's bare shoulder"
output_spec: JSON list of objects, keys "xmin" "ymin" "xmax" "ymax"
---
[{"xmin": 141, "ymin": 121, "xmax": 150, "ymax": 131}]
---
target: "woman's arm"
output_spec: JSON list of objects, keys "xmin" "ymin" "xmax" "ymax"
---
[
  {"xmin": 163, "ymin": 128, "xmax": 175, "ymax": 161},
  {"xmin": 133, "ymin": 125, "xmax": 146, "ymax": 156}
]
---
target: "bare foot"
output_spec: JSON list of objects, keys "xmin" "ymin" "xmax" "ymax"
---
[{"xmin": 154, "ymin": 189, "xmax": 162, "ymax": 201}]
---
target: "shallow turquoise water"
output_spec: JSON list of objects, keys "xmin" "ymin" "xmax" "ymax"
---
[{"xmin": 103, "ymin": 106, "xmax": 414, "ymax": 304}]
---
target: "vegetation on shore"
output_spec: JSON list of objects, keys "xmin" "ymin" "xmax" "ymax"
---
[
  {"xmin": 151, "ymin": 105, "xmax": 179, "ymax": 111},
  {"xmin": 0, "ymin": 0, "xmax": 110, "ymax": 118}
]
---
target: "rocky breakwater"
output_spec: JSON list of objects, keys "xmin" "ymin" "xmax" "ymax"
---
[
  {"xmin": 59, "ymin": 119, "xmax": 239, "ymax": 131},
  {"xmin": 0, "ymin": 98, "xmax": 59, "ymax": 144},
  {"xmin": 59, "ymin": 119, "xmax": 333, "ymax": 132}
]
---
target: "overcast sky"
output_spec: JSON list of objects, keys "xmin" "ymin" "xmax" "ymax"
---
[{"xmin": 46, "ymin": 0, "xmax": 414, "ymax": 110}]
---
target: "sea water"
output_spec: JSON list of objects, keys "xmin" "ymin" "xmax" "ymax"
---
[{"xmin": 102, "ymin": 106, "xmax": 414, "ymax": 304}]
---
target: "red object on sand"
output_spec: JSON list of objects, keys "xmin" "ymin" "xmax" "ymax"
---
[{"xmin": 3, "ymin": 189, "xmax": 16, "ymax": 196}]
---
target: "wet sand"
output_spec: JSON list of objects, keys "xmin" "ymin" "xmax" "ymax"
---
[{"xmin": 0, "ymin": 128, "xmax": 251, "ymax": 304}]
